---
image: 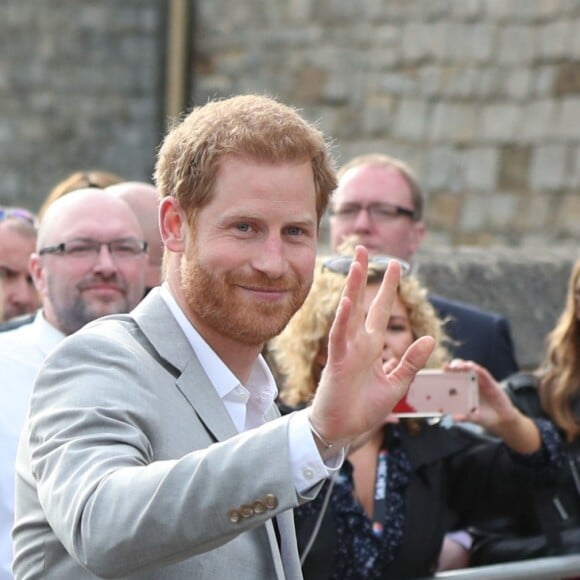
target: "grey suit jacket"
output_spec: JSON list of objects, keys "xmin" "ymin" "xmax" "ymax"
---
[{"xmin": 13, "ymin": 290, "xmax": 307, "ymax": 579}]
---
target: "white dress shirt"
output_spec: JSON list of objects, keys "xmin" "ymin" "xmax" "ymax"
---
[
  {"xmin": 0, "ymin": 311, "xmax": 65, "ymax": 580},
  {"xmin": 160, "ymin": 284, "xmax": 338, "ymax": 494}
]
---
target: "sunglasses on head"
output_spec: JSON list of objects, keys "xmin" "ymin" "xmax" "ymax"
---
[
  {"xmin": 322, "ymin": 255, "xmax": 411, "ymax": 277},
  {"xmin": 0, "ymin": 207, "xmax": 37, "ymax": 226}
]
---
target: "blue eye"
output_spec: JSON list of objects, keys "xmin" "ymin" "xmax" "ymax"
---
[
  {"xmin": 287, "ymin": 226, "xmax": 302, "ymax": 236},
  {"xmin": 236, "ymin": 223, "xmax": 251, "ymax": 232}
]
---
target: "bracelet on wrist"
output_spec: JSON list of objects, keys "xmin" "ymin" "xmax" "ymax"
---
[{"xmin": 308, "ymin": 417, "xmax": 335, "ymax": 451}]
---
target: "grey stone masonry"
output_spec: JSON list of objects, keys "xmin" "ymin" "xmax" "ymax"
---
[
  {"xmin": 0, "ymin": 0, "xmax": 579, "ymax": 250},
  {"xmin": 0, "ymin": 0, "xmax": 164, "ymax": 209},
  {"xmin": 192, "ymin": 0, "xmax": 580, "ymax": 249},
  {"xmin": 416, "ymin": 246, "xmax": 576, "ymax": 371}
]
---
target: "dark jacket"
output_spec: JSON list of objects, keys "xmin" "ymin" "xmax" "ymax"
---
[
  {"xmin": 470, "ymin": 373, "xmax": 580, "ymax": 566},
  {"xmin": 296, "ymin": 419, "xmax": 556, "ymax": 579},
  {"xmin": 429, "ymin": 294, "xmax": 519, "ymax": 381}
]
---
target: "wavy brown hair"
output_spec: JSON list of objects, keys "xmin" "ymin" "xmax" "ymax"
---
[
  {"xmin": 538, "ymin": 260, "xmax": 580, "ymax": 442},
  {"xmin": 269, "ymin": 257, "xmax": 451, "ymax": 407}
]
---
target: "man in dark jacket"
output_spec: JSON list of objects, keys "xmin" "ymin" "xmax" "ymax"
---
[{"xmin": 329, "ymin": 153, "xmax": 518, "ymax": 381}]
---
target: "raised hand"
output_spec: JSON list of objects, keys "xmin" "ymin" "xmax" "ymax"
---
[{"xmin": 308, "ymin": 246, "xmax": 435, "ymax": 449}]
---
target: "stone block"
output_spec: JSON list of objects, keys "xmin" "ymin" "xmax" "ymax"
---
[
  {"xmin": 461, "ymin": 194, "xmax": 487, "ymax": 232},
  {"xmin": 498, "ymin": 145, "xmax": 531, "ymax": 189},
  {"xmin": 423, "ymin": 146, "xmax": 461, "ymax": 191},
  {"xmin": 521, "ymin": 100, "xmax": 557, "ymax": 141},
  {"xmin": 502, "ymin": 68, "xmax": 532, "ymax": 100},
  {"xmin": 463, "ymin": 147, "xmax": 500, "ymax": 192},
  {"xmin": 416, "ymin": 246, "xmax": 575, "ymax": 369},
  {"xmin": 538, "ymin": 20, "xmax": 572, "ymax": 60},
  {"xmin": 572, "ymin": 18, "xmax": 580, "ymax": 58},
  {"xmin": 393, "ymin": 98, "xmax": 429, "ymax": 140},
  {"xmin": 554, "ymin": 62, "xmax": 580, "ymax": 95},
  {"xmin": 361, "ymin": 96, "xmax": 395, "ymax": 136},
  {"xmin": 554, "ymin": 98, "xmax": 580, "ymax": 140},
  {"xmin": 430, "ymin": 102, "xmax": 480, "ymax": 144},
  {"xmin": 529, "ymin": 144, "xmax": 568, "ymax": 191},
  {"xmin": 427, "ymin": 192, "xmax": 462, "ymax": 230},
  {"xmin": 497, "ymin": 25, "xmax": 535, "ymax": 64},
  {"xmin": 556, "ymin": 194, "xmax": 580, "ymax": 236},
  {"xmin": 481, "ymin": 103, "xmax": 523, "ymax": 143}
]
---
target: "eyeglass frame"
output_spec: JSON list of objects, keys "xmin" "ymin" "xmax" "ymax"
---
[
  {"xmin": 38, "ymin": 238, "xmax": 148, "ymax": 260},
  {"xmin": 328, "ymin": 201, "xmax": 419, "ymax": 222},
  {"xmin": 322, "ymin": 254, "xmax": 412, "ymax": 278}
]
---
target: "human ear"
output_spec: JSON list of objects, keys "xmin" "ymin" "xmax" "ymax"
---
[{"xmin": 159, "ymin": 196, "xmax": 186, "ymax": 252}]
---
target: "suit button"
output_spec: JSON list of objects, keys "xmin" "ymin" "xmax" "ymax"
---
[
  {"xmin": 228, "ymin": 509, "xmax": 241, "ymax": 523},
  {"xmin": 240, "ymin": 504, "xmax": 254, "ymax": 518},
  {"xmin": 253, "ymin": 500, "xmax": 266, "ymax": 514},
  {"xmin": 264, "ymin": 494, "xmax": 278, "ymax": 510}
]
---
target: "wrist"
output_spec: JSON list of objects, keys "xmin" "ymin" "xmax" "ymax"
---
[{"xmin": 308, "ymin": 414, "xmax": 351, "ymax": 459}]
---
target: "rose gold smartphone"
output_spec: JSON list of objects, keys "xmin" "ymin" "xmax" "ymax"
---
[{"xmin": 393, "ymin": 369, "xmax": 479, "ymax": 417}]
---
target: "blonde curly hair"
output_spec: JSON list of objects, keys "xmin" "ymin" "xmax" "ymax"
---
[{"xmin": 268, "ymin": 256, "xmax": 451, "ymax": 407}]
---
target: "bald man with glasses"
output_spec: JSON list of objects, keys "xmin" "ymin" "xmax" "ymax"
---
[{"xmin": 0, "ymin": 189, "xmax": 147, "ymax": 580}]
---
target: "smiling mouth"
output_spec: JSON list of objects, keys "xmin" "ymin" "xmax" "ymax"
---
[{"xmin": 238, "ymin": 285, "xmax": 290, "ymax": 299}]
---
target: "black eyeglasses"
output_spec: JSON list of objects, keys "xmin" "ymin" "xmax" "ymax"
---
[
  {"xmin": 329, "ymin": 202, "xmax": 418, "ymax": 222},
  {"xmin": 322, "ymin": 255, "xmax": 411, "ymax": 277},
  {"xmin": 38, "ymin": 238, "xmax": 148, "ymax": 261},
  {"xmin": 0, "ymin": 207, "xmax": 37, "ymax": 226}
]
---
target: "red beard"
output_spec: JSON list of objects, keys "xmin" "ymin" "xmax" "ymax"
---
[{"xmin": 181, "ymin": 254, "xmax": 311, "ymax": 346}]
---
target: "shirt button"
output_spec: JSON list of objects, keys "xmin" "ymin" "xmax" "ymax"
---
[{"xmin": 303, "ymin": 467, "xmax": 314, "ymax": 480}]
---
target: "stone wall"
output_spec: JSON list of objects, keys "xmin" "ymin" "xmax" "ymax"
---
[
  {"xmin": 0, "ymin": 0, "xmax": 165, "ymax": 209},
  {"xmin": 1, "ymin": 1, "xmax": 579, "ymax": 249},
  {"xmin": 194, "ymin": 0, "xmax": 580, "ymax": 249},
  {"xmin": 415, "ymin": 246, "xmax": 575, "ymax": 370}
]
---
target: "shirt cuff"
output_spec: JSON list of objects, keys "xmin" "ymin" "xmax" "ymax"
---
[{"xmin": 288, "ymin": 408, "xmax": 345, "ymax": 495}]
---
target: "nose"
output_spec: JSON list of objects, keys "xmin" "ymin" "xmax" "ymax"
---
[
  {"xmin": 353, "ymin": 207, "xmax": 372, "ymax": 232},
  {"xmin": 93, "ymin": 244, "xmax": 118, "ymax": 274},
  {"xmin": 252, "ymin": 235, "xmax": 285, "ymax": 279}
]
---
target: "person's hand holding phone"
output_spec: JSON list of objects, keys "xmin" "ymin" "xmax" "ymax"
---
[{"xmin": 444, "ymin": 359, "xmax": 542, "ymax": 454}]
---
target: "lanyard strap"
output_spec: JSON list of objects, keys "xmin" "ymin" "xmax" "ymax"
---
[{"xmin": 372, "ymin": 449, "xmax": 388, "ymax": 537}]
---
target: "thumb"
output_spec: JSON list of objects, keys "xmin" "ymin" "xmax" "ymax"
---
[{"xmin": 390, "ymin": 336, "xmax": 435, "ymax": 384}]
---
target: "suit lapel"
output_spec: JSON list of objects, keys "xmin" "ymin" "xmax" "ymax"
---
[{"xmin": 131, "ymin": 290, "xmax": 238, "ymax": 442}]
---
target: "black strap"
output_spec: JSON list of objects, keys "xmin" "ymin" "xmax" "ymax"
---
[{"xmin": 534, "ymin": 488, "xmax": 564, "ymax": 554}]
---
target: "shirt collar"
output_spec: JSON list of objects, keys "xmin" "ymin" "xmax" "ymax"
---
[{"xmin": 159, "ymin": 283, "xmax": 278, "ymax": 401}]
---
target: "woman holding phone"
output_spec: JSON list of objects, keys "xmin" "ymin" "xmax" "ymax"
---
[
  {"xmin": 470, "ymin": 259, "xmax": 580, "ymax": 566},
  {"xmin": 268, "ymin": 254, "xmax": 563, "ymax": 579}
]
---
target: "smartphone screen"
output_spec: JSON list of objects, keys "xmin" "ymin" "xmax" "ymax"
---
[{"xmin": 393, "ymin": 369, "xmax": 479, "ymax": 417}]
